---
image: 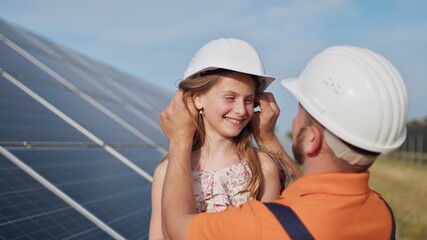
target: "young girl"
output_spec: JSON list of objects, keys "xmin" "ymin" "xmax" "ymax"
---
[{"xmin": 149, "ymin": 38, "xmax": 293, "ymax": 240}]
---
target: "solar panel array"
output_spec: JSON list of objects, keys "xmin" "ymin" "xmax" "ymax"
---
[{"xmin": 0, "ymin": 19, "xmax": 171, "ymax": 239}]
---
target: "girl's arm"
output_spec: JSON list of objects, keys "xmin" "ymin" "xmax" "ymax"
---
[
  {"xmin": 149, "ymin": 160, "xmax": 168, "ymax": 240},
  {"xmin": 257, "ymin": 152, "xmax": 281, "ymax": 202}
]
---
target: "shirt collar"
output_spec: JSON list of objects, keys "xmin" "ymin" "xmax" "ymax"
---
[{"xmin": 281, "ymin": 172, "xmax": 371, "ymax": 198}]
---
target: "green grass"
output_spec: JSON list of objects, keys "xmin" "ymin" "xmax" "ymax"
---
[{"xmin": 369, "ymin": 156, "xmax": 427, "ymax": 239}]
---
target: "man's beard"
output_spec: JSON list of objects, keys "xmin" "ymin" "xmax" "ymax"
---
[{"xmin": 292, "ymin": 127, "xmax": 306, "ymax": 165}]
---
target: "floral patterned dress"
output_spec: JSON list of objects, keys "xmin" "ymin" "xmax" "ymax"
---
[{"xmin": 192, "ymin": 161, "xmax": 254, "ymax": 213}]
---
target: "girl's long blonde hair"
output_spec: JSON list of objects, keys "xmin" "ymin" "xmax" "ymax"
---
[{"xmin": 162, "ymin": 70, "xmax": 291, "ymax": 197}]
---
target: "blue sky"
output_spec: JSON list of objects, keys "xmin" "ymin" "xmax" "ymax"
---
[{"xmin": 1, "ymin": 0, "xmax": 426, "ymax": 135}]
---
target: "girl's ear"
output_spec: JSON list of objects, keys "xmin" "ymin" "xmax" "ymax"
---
[{"xmin": 193, "ymin": 92, "xmax": 203, "ymax": 110}]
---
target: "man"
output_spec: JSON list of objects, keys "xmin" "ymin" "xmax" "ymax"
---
[{"xmin": 159, "ymin": 46, "xmax": 407, "ymax": 239}]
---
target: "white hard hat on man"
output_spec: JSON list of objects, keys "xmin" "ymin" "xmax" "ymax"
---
[{"xmin": 282, "ymin": 46, "xmax": 408, "ymax": 165}]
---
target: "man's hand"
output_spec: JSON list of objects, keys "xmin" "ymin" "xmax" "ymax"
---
[
  {"xmin": 251, "ymin": 92, "xmax": 302, "ymax": 181},
  {"xmin": 251, "ymin": 92, "xmax": 280, "ymax": 147},
  {"xmin": 159, "ymin": 90, "xmax": 198, "ymax": 142},
  {"xmin": 160, "ymin": 90, "xmax": 198, "ymax": 240}
]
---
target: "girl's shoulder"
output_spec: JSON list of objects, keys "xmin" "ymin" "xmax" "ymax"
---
[{"xmin": 153, "ymin": 159, "xmax": 169, "ymax": 179}]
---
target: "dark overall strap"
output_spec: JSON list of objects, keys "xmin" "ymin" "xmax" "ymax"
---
[
  {"xmin": 378, "ymin": 196, "xmax": 396, "ymax": 240},
  {"xmin": 265, "ymin": 197, "xmax": 396, "ymax": 240},
  {"xmin": 263, "ymin": 202, "xmax": 314, "ymax": 240}
]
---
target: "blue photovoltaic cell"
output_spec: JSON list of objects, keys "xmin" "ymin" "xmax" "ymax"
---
[
  {"xmin": 0, "ymin": 74, "xmax": 93, "ymax": 143},
  {"xmin": 0, "ymin": 29, "xmax": 62, "ymax": 87},
  {"xmin": 2, "ymin": 20, "xmax": 170, "ymax": 119},
  {"xmin": 102, "ymin": 67, "xmax": 171, "ymax": 112},
  {"xmin": 1, "ymin": 21, "xmax": 169, "ymax": 146},
  {"xmin": 9, "ymin": 148, "xmax": 154, "ymax": 239},
  {"xmin": 12, "ymin": 78, "xmax": 151, "ymax": 144},
  {"xmin": 114, "ymin": 148, "xmax": 165, "ymax": 176},
  {"xmin": 0, "ymin": 154, "xmax": 114, "ymax": 240},
  {"xmin": 94, "ymin": 98, "xmax": 168, "ymax": 145},
  {"xmin": 0, "ymin": 18, "xmax": 169, "ymax": 239}
]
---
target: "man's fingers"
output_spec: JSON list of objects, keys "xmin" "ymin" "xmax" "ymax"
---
[
  {"xmin": 159, "ymin": 90, "xmax": 198, "ymax": 140},
  {"xmin": 257, "ymin": 92, "xmax": 273, "ymax": 113},
  {"xmin": 255, "ymin": 93, "xmax": 266, "ymax": 110},
  {"xmin": 255, "ymin": 92, "xmax": 280, "ymax": 123},
  {"xmin": 184, "ymin": 92, "xmax": 198, "ymax": 118},
  {"xmin": 172, "ymin": 90, "xmax": 184, "ymax": 108},
  {"xmin": 264, "ymin": 92, "xmax": 280, "ymax": 114}
]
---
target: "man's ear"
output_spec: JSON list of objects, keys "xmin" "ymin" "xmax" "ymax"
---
[
  {"xmin": 192, "ymin": 92, "xmax": 203, "ymax": 110},
  {"xmin": 304, "ymin": 125, "xmax": 322, "ymax": 155}
]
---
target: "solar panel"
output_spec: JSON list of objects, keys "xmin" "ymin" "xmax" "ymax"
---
[{"xmin": 0, "ymin": 19, "xmax": 170, "ymax": 239}]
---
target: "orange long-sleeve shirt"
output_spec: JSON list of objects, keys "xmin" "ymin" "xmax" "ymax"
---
[{"xmin": 189, "ymin": 172, "xmax": 394, "ymax": 240}]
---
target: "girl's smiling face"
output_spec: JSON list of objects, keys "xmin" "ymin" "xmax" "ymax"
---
[{"xmin": 193, "ymin": 72, "xmax": 256, "ymax": 139}]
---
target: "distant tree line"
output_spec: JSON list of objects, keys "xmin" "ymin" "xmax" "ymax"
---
[
  {"xmin": 392, "ymin": 116, "xmax": 427, "ymax": 164},
  {"xmin": 400, "ymin": 117, "xmax": 427, "ymax": 152}
]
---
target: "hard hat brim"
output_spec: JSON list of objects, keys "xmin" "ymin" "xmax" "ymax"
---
[
  {"xmin": 281, "ymin": 78, "xmax": 301, "ymax": 100},
  {"xmin": 185, "ymin": 67, "xmax": 275, "ymax": 92}
]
